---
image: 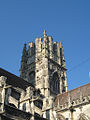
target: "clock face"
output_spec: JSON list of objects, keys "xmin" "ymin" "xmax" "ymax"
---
[{"xmin": 50, "ymin": 72, "xmax": 60, "ymax": 94}]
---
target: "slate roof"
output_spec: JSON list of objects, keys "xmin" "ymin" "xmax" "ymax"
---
[
  {"xmin": 0, "ymin": 68, "xmax": 34, "ymax": 90},
  {"xmin": 54, "ymin": 83, "xmax": 90, "ymax": 106}
]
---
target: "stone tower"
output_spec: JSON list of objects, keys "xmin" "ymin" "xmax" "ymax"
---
[{"xmin": 20, "ymin": 30, "xmax": 68, "ymax": 97}]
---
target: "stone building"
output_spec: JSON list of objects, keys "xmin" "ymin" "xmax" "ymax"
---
[
  {"xmin": 0, "ymin": 68, "xmax": 47, "ymax": 120},
  {"xmin": 54, "ymin": 83, "xmax": 90, "ymax": 120},
  {"xmin": 0, "ymin": 30, "xmax": 90, "ymax": 120}
]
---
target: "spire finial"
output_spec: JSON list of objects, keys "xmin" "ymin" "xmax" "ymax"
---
[
  {"xmin": 44, "ymin": 29, "xmax": 46, "ymax": 34},
  {"xmin": 43, "ymin": 29, "xmax": 47, "ymax": 37},
  {"xmin": 60, "ymin": 41, "xmax": 62, "ymax": 48}
]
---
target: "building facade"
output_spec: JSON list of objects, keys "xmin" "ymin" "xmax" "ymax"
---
[
  {"xmin": 20, "ymin": 30, "xmax": 68, "ymax": 96},
  {"xmin": 0, "ymin": 30, "xmax": 90, "ymax": 120}
]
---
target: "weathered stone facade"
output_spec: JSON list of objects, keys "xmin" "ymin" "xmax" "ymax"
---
[
  {"xmin": 54, "ymin": 83, "xmax": 90, "ymax": 120},
  {"xmin": 0, "ymin": 30, "xmax": 90, "ymax": 120},
  {"xmin": 0, "ymin": 68, "xmax": 47, "ymax": 120},
  {"xmin": 20, "ymin": 30, "xmax": 68, "ymax": 97}
]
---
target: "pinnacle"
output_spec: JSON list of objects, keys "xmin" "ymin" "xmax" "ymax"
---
[
  {"xmin": 44, "ymin": 29, "xmax": 46, "ymax": 34},
  {"xmin": 60, "ymin": 41, "xmax": 62, "ymax": 48},
  {"xmin": 43, "ymin": 29, "xmax": 47, "ymax": 37}
]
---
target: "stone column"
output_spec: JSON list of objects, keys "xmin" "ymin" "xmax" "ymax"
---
[
  {"xmin": 26, "ymin": 100, "xmax": 30, "ymax": 112},
  {"xmin": 45, "ymin": 76, "xmax": 50, "ymax": 97},
  {"xmin": 57, "ymin": 43, "xmax": 60, "ymax": 64},
  {"xmin": 49, "ymin": 96, "xmax": 53, "ymax": 108},
  {"xmin": 20, "ymin": 91, "xmax": 25, "ymax": 101},
  {"xmin": 53, "ymin": 110, "xmax": 57, "ymax": 120},
  {"xmin": 60, "ymin": 76, "xmax": 62, "ymax": 94},
  {"xmin": 48, "ymin": 36, "xmax": 53, "ymax": 59},
  {"xmin": 40, "ymin": 77, "xmax": 44, "ymax": 95},
  {"xmin": 0, "ymin": 76, "xmax": 7, "ymax": 112},
  {"xmin": 31, "ymin": 101, "xmax": 34, "ymax": 115},
  {"xmin": 64, "ymin": 72, "xmax": 68, "ymax": 92},
  {"xmin": 50, "ymin": 109, "xmax": 55, "ymax": 120},
  {"xmin": 5, "ymin": 88, "xmax": 11, "ymax": 105},
  {"xmin": 43, "ymin": 111, "xmax": 46, "ymax": 118}
]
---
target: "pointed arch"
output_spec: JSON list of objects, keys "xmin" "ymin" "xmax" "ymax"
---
[
  {"xmin": 57, "ymin": 113, "xmax": 65, "ymax": 120},
  {"xmin": 78, "ymin": 113, "xmax": 90, "ymax": 120},
  {"xmin": 50, "ymin": 72, "xmax": 60, "ymax": 94}
]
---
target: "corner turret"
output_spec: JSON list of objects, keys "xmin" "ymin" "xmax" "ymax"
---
[{"xmin": 20, "ymin": 43, "xmax": 28, "ymax": 78}]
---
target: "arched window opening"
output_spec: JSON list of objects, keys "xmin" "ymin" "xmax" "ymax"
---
[
  {"xmin": 46, "ymin": 110, "xmax": 50, "ymax": 119},
  {"xmin": 79, "ymin": 114, "xmax": 90, "ymax": 120},
  {"xmin": 22, "ymin": 103, "xmax": 26, "ymax": 111},
  {"xmin": 57, "ymin": 114, "xmax": 65, "ymax": 120},
  {"xmin": 51, "ymin": 72, "xmax": 60, "ymax": 94}
]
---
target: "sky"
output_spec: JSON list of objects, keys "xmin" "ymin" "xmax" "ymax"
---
[{"xmin": 0, "ymin": 0, "xmax": 90, "ymax": 90}]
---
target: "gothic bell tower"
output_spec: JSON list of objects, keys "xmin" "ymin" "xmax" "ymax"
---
[{"xmin": 20, "ymin": 30, "xmax": 68, "ymax": 97}]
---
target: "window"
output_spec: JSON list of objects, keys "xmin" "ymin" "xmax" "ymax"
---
[
  {"xmin": 62, "ymin": 81, "xmax": 66, "ymax": 93},
  {"xmin": 22, "ymin": 103, "xmax": 26, "ymax": 111},
  {"xmin": 66, "ymin": 118, "xmax": 69, "ymax": 120},
  {"xmin": 11, "ymin": 89, "xmax": 20, "ymax": 100},
  {"xmin": 34, "ymin": 100, "xmax": 43, "ymax": 109},
  {"xmin": 51, "ymin": 72, "xmax": 60, "ymax": 94},
  {"xmin": 46, "ymin": 110, "xmax": 50, "ymax": 119}
]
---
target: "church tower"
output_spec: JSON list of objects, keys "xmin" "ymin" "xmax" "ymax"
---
[{"xmin": 20, "ymin": 30, "xmax": 68, "ymax": 97}]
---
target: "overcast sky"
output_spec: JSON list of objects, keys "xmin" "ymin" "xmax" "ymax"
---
[{"xmin": 0, "ymin": 0, "xmax": 90, "ymax": 90}]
